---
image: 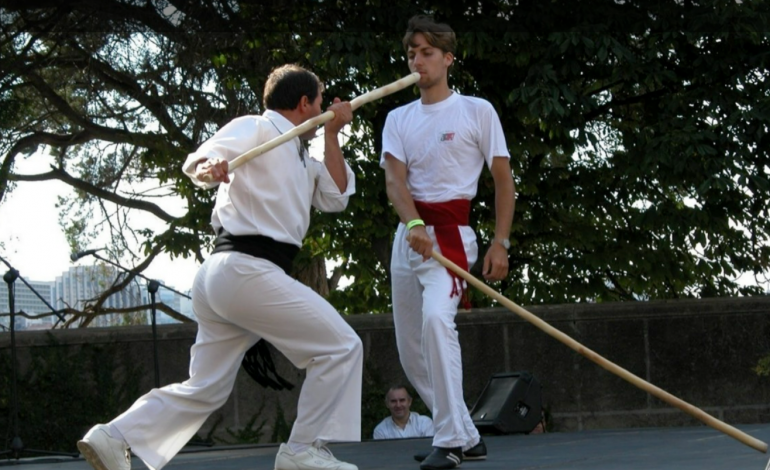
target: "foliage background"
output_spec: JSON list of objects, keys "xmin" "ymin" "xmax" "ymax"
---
[{"xmin": 1, "ymin": 0, "xmax": 768, "ymax": 321}]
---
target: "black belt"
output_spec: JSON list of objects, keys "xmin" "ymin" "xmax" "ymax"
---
[{"xmin": 211, "ymin": 228, "xmax": 299, "ymax": 275}]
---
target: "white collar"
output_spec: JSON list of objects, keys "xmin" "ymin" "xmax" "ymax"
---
[{"xmin": 263, "ymin": 109, "xmax": 296, "ymax": 134}]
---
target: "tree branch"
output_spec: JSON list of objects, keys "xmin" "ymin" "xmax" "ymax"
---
[
  {"xmin": 604, "ymin": 269, "xmax": 637, "ymax": 301},
  {"xmin": 2, "ymin": 302, "xmax": 194, "ymax": 326},
  {"xmin": 21, "ymin": 71, "xmax": 183, "ymax": 154},
  {"xmin": 72, "ymin": 240, "xmax": 165, "ymax": 328},
  {"xmin": 61, "ymin": 38, "xmax": 196, "ymax": 149},
  {"xmin": 584, "ymin": 86, "xmax": 670, "ymax": 122},
  {"xmin": 0, "ymin": 130, "xmax": 94, "ymax": 203},
  {"xmin": 9, "ymin": 167, "xmax": 178, "ymax": 223}
]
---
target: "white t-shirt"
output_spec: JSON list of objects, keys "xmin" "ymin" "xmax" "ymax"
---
[
  {"xmin": 372, "ymin": 412, "xmax": 435, "ymax": 440},
  {"xmin": 380, "ymin": 92, "xmax": 510, "ymax": 203},
  {"xmin": 182, "ymin": 110, "xmax": 356, "ymax": 247}
]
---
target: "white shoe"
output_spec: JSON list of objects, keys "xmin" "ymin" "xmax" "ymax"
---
[
  {"xmin": 77, "ymin": 424, "xmax": 131, "ymax": 470},
  {"xmin": 274, "ymin": 443, "xmax": 358, "ymax": 470}
]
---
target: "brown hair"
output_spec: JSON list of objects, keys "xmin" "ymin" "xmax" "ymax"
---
[
  {"xmin": 263, "ymin": 64, "xmax": 323, "ymax": 111},
  {"xmin": 402, "ymin": 15, "xmax": 456, "ymax": 55}
]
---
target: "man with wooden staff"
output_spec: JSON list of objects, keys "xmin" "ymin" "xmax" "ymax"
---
[
  {"xmin": 381, "ymin": 15, "xmax": 516, "ymax": 470},
  {"xmin": 77, "ymin": 64, "xmax": 363, "ymax": 470}
]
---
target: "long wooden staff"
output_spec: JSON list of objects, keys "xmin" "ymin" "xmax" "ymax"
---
[
  {"xmin": 431, "ymin": 251, "xmax": 768, "ymax": 454},
  {"xmin": 208, "ymin": 72, "xmax": 420, "ymax": 181}
]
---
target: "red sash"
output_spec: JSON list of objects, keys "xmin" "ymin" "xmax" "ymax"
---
[{"xmin": 413, "ymin": 199, "xmax": 472, "ymax": 309}]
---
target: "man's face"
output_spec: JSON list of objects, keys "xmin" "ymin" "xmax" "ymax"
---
[
  {"xmin": 407, "ymin": 32, "xmax": 452, "ymax": 89},
  {"xmin": 386, "ymin": 388, "xmax": 412, "ymax": 420},
  {"xmin": 300, "ymin": 88, "xmax": 324, "ymax": 140}
]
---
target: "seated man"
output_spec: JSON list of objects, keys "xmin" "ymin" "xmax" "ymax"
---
[{"xmin": 373, "ymin": 385, "xmax": 434, "ymax": 439}]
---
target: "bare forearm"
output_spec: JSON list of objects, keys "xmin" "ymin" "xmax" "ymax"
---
[
  {"xmin": 322, "ymin": 98, "xmax": 353, "ymax": 193},
  {"xmin": 494, "ymin": 177, "xmax": 515, "ymax": 239},
  {"xmin": 491, "ymin": 159, "xmax": 515, "ymax": 240},
  {"xmin": 324, "ymin": 132, "xmax": 348, "ymax": 192},
  {"xmin": 482, "ymin": 159, "xmax": 516, "ymax": 280},
  {"xmin": 384, "ymin": 156, "xmax": 433, "ymax": 259},
  {"xmin": 386, "ymin": 177, "xmax": 421, "ymax": 224}
]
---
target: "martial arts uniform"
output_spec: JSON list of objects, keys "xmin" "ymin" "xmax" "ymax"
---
[{"xmin": 107, "ymin": 110, "xmax": 363, "ymax": 470}]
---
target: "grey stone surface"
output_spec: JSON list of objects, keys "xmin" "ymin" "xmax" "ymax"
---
[
  {"xmin": 7, "ymin": 424, "xmax": 770, "ymax": 470},
  {"xmin": 2, "ymin": 296, "xmax": 770, "ymax": 441}
]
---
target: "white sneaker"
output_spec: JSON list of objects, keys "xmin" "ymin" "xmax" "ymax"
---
[
  {"xmin": 77, "ymin": 424, "xmax": 131, "ymax": 470},
  {"xmin": 274, "ymin": 443, "xmax": 358, "ymax": 470}
]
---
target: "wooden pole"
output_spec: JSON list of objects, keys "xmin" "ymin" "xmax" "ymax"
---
[
  {"xmin": 431, "ymin": 251, "xmax": 768, "ymax": 454},
  {"xmin": 225, "ymin": 72, "xmax": 420, "ymax": 175}
]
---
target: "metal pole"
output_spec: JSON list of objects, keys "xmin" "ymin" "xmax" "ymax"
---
[
  {"xmin": 3, "ymin": 269, "xmax": 23, "ymax": 458},
  {"xmin": 148, "ymin": 280, "xmax": 160, "ymax": 389}
]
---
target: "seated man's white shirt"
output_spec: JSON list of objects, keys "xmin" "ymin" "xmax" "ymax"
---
[
  {"xmin": 182, "ymin": 109, "xmax": 355, "ymax": 246},
  {"xmin": 373, "ymin": 412, "xmax": 434, "ymax": 439}
]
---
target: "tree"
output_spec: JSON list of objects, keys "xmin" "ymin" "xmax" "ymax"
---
[{"xmin": 1, "ymin": 0, "xmax": 768, "ymax": 326}]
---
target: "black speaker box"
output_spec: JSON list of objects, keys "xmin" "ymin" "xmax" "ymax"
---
[{"xmin": 470, "ymin": 371, "xmax": 542, "ymax": 434}]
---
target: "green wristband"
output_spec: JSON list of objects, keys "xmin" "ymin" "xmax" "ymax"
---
[{"xmin": 406, "ymin": 219, "xmax": 425, "ymax": 231}]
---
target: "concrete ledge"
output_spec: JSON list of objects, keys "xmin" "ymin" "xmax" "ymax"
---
[{"xmin": 2, "ymin": 296, "xmax": 769, "ymax": 439}]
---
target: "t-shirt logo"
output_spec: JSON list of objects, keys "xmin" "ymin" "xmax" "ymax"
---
[{"xmin": 440, "ymin": 132, "xmax": 455, "ymax": 142}]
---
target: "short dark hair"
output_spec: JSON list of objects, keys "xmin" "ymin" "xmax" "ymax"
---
[
  {"xmin": 263, "ymin": 64, "xmax": 323, "ymax": 111},
  {"xmin": 403, "ymin": 15, "xmax": 456, "ymax": 55},
  {"xmin": 386, "ymin": 384, "xmax": 411, "ymax": 400}
]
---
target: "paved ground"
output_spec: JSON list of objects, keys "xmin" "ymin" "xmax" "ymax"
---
[{"xmin": 2, "ymin": 424, "xmax": 770, "ymax": 469}]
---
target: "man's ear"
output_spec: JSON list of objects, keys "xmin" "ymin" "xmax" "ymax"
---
[
  {"xmin": 298, "ymin": 95, "xmax": 310, "ymax": 111},
  {"xmin": 444, "ymin": 52, "xmax": 454, "ymax": 68}
]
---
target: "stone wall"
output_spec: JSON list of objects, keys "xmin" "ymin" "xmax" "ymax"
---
[{"xmin": 2, "ymin": 296, "xmax": 769, "ymax": 441}]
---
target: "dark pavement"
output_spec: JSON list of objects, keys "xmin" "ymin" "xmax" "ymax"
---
[{"xmin": 3, "ymin": 424, "xmax": 770, "ymax": 470}]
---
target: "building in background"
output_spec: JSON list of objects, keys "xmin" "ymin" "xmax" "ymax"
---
[
  {"xmin": 153, "ymin": 285, "xmax": 193, "ymax": 324},
  {"xmin": 0, "ymin": 279, "xmax": 55, "ymax": 330},
  {"xmin": 0, "ymin": 266, "xmax": 194, "ymax": 330},
  {"xmin": 51, "ymin": 265, "xmax": 148, "ymax": 328}
]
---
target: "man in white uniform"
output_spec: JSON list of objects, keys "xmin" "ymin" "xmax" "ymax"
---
[
  {"xmin": 373, "ymin": 385, "xmax": 434, "ymax": 439},
  {"xmin": 77, "ymin": 64, "xmax": 363, "ymax": 470},
  {"xmin": 381, "ymin": 16, "xmax": 516, "ymax": 470}
]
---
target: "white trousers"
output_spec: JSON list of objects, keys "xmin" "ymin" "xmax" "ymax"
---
[
  {"xmin": 390, "ymin": 223, "xmax": 481, "ymax": 449},
  {"xmin": 111, "ymin": 252, "xmax": 363, "ymax": 470}
]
